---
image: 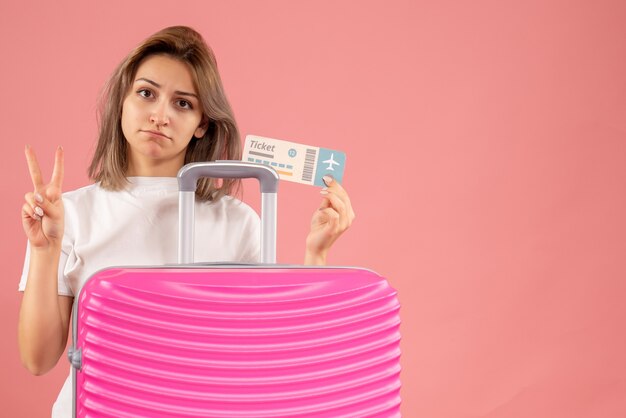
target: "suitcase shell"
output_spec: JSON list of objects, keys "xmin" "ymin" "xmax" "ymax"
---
[{"xmin": 69, "ymin": 162, "xmax": 401, "ymax": 417}]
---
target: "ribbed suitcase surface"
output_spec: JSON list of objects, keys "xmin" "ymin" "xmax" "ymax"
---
[{"xmin": 73, "ymin": 266, "xmax": 401, "ymax": 417}]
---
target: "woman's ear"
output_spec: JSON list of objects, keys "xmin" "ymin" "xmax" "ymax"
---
[{"xmin": 194, "ymin": 118, "xmax": 209, "ymax": 139}]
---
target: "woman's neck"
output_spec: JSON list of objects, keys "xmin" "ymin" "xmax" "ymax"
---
[{"xmin": 126, "ymin": 157, "xmax": 184, "ymax": 177}]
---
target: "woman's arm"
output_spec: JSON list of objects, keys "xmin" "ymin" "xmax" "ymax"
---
[
  {"xmin": 304, "ymin": 251, "xmax": 328, "ymax": 266},
  {"xmin": 18, "ymin": 246, "xmax": 73, "ymax": 375},
  {"xmin": 17, "ymin": 146, "xmax": 69, "ymax": 375}
]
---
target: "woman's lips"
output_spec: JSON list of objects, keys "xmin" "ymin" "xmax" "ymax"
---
[{"xmin": 142, "ymin": 130, "xmax": 171, "ymax": 139}]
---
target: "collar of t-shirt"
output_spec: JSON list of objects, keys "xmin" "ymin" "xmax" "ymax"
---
[{"xmin": 125, "ymin": 177, "xmax": 179, "ymax": 195}]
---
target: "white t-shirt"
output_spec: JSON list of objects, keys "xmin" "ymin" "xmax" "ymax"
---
[{"xmin": 19, "ymin": 177, "xmax": 260, "ymax": 417}]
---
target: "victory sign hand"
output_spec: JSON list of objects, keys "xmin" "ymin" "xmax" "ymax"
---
[{"xmin": 21, "ymin": 146, "xmax": 65, "ymax": 250}]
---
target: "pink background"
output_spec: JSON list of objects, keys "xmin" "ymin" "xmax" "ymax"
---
[{"xmin": 2, "ymin": 0, "xmax": 625, "ymax": 416}]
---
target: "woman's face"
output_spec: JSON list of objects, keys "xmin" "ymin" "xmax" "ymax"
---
[{"xmin": 121, "ymin": 54, "xmax": 206, "ymax": 176}]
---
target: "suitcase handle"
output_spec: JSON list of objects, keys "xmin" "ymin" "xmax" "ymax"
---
[{"xmin": 177, "ymin": 161, "xmax": 279, "ymax": 264}]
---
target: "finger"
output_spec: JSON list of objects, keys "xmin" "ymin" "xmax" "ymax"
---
[
  {"xmin": 313, "ymin": 206, "xmax": 340, "ymax": 224},
  {"xmin": 319, "ymin": 190, "xmax": 349, "ymax": 228},
  {"xmin": 51, "ymin": 146, "xmax": 64, "ymax": 189},
  {"xmin": 22, "ymin": 202, "xmax": 40, "ymax": 221},
  {"xmin": 322, "ymin": 174, "xmax": 334, "ymax": 187},
  {"xmin": 25, "ymin": 145, "xmax": 44, "ymax": 190},
  {"xmin": 24, "ymin": 192, "xmax": 45, "ymax": 219},
  {"xmin": 321, "ymin": 175, "xmax": 355, "ymax": 219},
  {"xmin": 24, "ymin": 191, "xmax": 36, "ymax": 208},
  {"xmin": 318, "ymin": 207, "xmax": 340, "ymax": 223},
  {"xmin": 322, "ymin": 174, "xmax": 344, "ymax": 191},
  {"xmin": 318, "ymin": 196, "xmax": 331, "ymax": 210},
  {"xmin": 34, "ymin": 190, "xmax": 63, "ymax": 221},
  {"xmin": 322, "ymin": 175, "xmax": 350, "ymax": 195},
  {"xmin": 320, "ymin": 190, "xmax": 346, "ymax": 216},
  {"xmin": 315, "ymin": 207, "xmax": 341, "ymax": 234}
]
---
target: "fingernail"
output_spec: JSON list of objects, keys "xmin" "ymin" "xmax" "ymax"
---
[
  {"xmin": 320, "ymin": 190, "xmax": 329, "ymax": 195},
  {"xmin": 322, "ymin": 175, "xmax": 334, "ymax": 186},
  {"xmin": 58, "ymin": 145, "xmax": 63, "ymax": 151},
  {"xmin": 35, "ymin": 193, "xmax": 43, "ymax": 203},
  {"xmin": 32, "ymin": 213, "xmax": 41, "ymax": 221},
  {"xmin": 34, "ymin": 207, "xmax": 44, "ymax": 217}
]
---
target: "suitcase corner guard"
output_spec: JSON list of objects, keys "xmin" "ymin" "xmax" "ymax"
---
[{"xmin": 67, "ymin": 347, "xmax": 82, "ymax": 370}]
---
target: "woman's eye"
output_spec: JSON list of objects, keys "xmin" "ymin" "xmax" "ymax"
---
[
  {"xmin": 177, "ymin": 100, "xmax": 192, "ymax": 109},
  {"xmin": 138, "ymin": 89, "xmax": 153, "ymax": 98}
]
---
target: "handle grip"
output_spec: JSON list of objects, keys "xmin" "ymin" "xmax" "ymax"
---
[{"xmin": 177, "ymin": 161, "xmax": 279, "ymax": 264}]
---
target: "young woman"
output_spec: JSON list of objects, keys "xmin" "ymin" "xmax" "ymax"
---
[{"xmin": 18, "ymin": 26, "xmax": 354, "ymax": 417}]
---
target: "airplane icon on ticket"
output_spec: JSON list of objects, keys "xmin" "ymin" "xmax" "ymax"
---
[{"xmin": 322, "ymin": 153, "xmax": 340, "ymax": 171}]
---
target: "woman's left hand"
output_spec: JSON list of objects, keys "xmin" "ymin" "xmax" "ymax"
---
[{"xmin": 304, "ymin": 175, "xmax": 355, "ymax": 265}]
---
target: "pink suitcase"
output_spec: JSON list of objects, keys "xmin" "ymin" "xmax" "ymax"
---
[{"xmin": 68, "ymin": 162, "xmax": 401, "ymax": 417}]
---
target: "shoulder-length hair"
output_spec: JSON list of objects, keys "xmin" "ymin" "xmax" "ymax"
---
[{"xmin": 88, "ymin": 25, "xmax": 241, "ymax": 201}]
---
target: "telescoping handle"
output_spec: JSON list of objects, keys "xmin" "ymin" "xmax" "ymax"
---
[{"xmin": 177, "ymin": 161, "xmax": 279, "ymax": 264}]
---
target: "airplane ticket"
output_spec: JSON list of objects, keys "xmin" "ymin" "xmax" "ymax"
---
[{"xmin": 242, "ymin": 135, "xmax": 346, "ymax": 187}]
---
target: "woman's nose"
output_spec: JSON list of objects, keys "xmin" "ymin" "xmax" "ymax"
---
[{"xmin": 150, "ymin": 100, "xmax": 170, "ymax": 126}]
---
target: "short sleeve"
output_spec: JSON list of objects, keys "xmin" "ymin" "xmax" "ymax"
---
[{"xmin": 18, "ymin": 241, "xmax": 74, "ymax": 297}]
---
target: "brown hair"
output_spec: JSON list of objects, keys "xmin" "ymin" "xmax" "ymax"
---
[{"xmin": 88, "ymin": 26, "xmax": 241, "ymax": 201}]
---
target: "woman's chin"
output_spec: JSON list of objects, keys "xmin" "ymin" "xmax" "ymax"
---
[{"xmin": 140, "ymin": 141, "xmax": 168, "ymax": 158}]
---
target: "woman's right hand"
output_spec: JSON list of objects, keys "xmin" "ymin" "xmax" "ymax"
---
[{"xmin": 22, "ymin": 146, "xmax": 65, "ymax": 250}]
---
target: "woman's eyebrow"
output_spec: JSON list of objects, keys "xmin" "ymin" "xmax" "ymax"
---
[{"xmin": 135, "ymin": 77, "xmax": 199, "ymax": 98}]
